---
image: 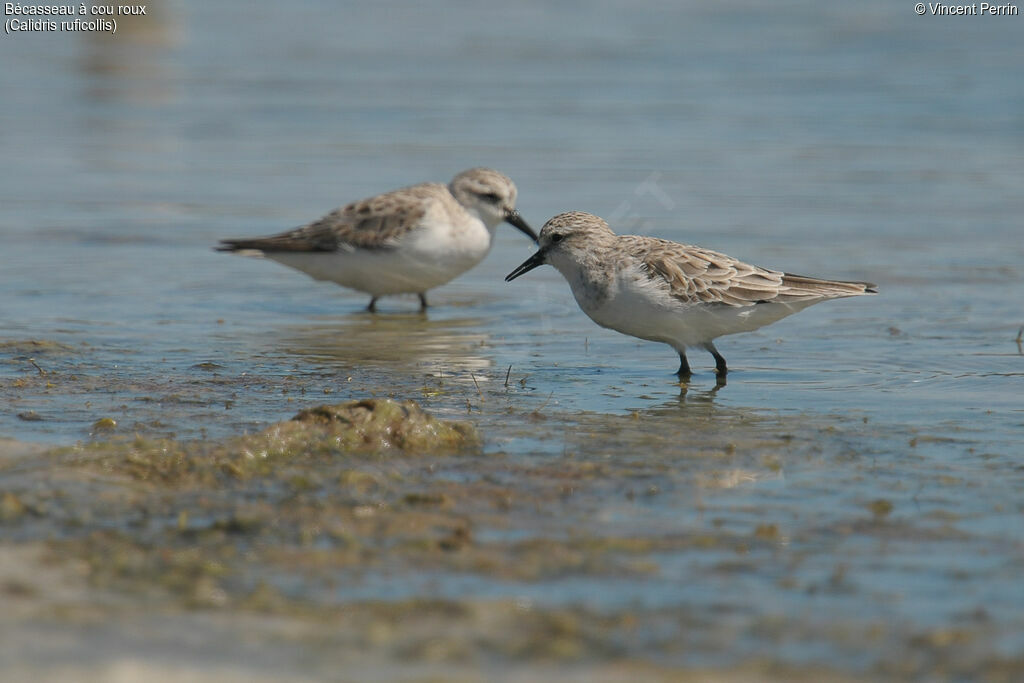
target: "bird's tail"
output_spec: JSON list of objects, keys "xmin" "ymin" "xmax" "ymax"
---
[
  {"xmin": 780, "ymin": 273, "xmax": 878, "ymax": 298},
  {"xmin": 215, "ymin": 234, "xmax": 332, "ymax": 253},
  {"xmin": 215, "ymin": 239, "xmax": 249, "ymax": 252}
]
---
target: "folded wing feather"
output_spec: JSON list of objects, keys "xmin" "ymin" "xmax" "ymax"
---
[{"xmin": 629, "ymin": 237, "xmax": 875, "ymax": 306}]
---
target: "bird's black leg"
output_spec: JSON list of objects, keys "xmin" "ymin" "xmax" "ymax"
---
[
  {"xmin": 676, "ymin": 351, "xmax": 692, "ymax": 379},
  {"xmin": 418, "ymin": 293, "xmax": 429, "ymax": 311},
  {"xmin": 704, "ymin": 342, "xmax": 727, "ymax": 377},
  {"xmin": 367, "ymin": 297, "xmax": 378, "ymax": 313}
]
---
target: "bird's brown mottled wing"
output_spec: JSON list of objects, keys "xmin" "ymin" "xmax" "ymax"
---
[
  {"xmin": 217, "ymin": 183, "xmax": 444, "ymax": 253},
  {"xmin": 628, "ymin": 237, "xmax": 874, "ymax": 306}
]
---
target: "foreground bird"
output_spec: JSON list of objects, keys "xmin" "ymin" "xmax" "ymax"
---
[
  {"xmin": 506, "ymin": 211, "xmax": 876, "ymax": 378},
  {"xmin": 218, "ymin": 168, "xmax": 537, "ymax": 312}
]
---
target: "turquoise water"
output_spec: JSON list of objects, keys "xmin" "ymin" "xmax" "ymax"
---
[{"xmin": 1, "ymin": 0, "xmax": 1022, "ymax": 676}]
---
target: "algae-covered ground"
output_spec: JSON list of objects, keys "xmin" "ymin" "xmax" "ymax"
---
[{"xmin": 2, "ymin": 328, "xmax": 1023, "ymax": 681}]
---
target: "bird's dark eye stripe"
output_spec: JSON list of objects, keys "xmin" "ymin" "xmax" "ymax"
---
[{"xmin": 480, "ymin": 192, "xmax": 501, "ymax": 203}]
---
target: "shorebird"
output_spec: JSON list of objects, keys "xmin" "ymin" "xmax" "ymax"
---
[
  {"xmin": 506, "ymin": 211, "xmax": 876, "ymax": 379},
  {"xmin": 218, "ymin": 168, "xmax": 537, "ymax": 312}
]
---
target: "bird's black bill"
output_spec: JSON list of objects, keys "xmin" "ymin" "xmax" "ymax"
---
[
  {"xmin": 504, "ymin": 210, "xmax": 539, "ymax": 243},
  {"xmin": 505, "ymin": 249, "xmax": 547, "ymax": 282}
]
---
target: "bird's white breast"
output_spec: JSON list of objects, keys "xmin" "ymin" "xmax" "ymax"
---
[
  {"xmin": 267, "ymin": 202, "xmax": 495, "ymax": 296},
  {"xmin": 566, "ymin": 261, "xmax": 815, "ymax": 349}
]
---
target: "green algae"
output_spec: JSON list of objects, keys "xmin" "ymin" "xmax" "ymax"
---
[
  {"xmin": 65, "ymin": 398, "xmax": 479, "ymax": 486},
  {"xmin": 258, "ymin": 398, "xmax": 478, "ymax": 456},
  {"xmin": 0, "ymin": 339, "xmax": 78, "ymax": 358}
]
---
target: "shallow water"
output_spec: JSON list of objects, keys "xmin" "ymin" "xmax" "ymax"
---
[{"xmin": 1, "ymin": 0, "xmax": 1023, "ymax": 679}]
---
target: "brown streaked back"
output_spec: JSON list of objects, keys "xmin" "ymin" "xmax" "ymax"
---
[{"xmin": 217, "ymin": 183, "xmax": 447, "ymax": 253}]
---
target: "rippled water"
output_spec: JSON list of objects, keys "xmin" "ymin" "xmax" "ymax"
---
[{"xmin": 1, "ymin": 0, "xmax": 1022, "ymax": 677}]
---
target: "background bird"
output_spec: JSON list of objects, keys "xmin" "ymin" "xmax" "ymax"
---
[{"xmin": 219, "ymin": 168, "xmax": 537, "ymax": 312}]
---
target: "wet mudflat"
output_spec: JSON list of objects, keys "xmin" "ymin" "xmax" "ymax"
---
[{"xmin": 1, "ymin": 313, "xmax": 1022, "ymax": 681}]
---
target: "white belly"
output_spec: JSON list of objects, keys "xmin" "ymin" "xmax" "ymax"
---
[
  {"xmin": 266, "ymin": 217, "xmax": 494, "ymax": 296},
  {"xmin": 575, "ymin": 272, "xmax": 818, "ymax": 350}
]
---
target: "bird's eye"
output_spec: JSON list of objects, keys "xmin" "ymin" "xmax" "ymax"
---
[
  {"xmin": 550, "ymin": 233, "xmax": 565, "ymax": 244},
  {"xmin": 480, "ymin": 192, "xmax": 501, "ymax": 203}
]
